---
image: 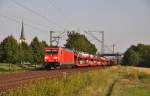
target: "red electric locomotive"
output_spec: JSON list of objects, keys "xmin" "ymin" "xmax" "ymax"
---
[{"xmin": 44, "ymin": 47, "xmax": 75, "ymax": 69}]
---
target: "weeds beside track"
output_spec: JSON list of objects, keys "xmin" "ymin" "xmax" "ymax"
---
[{"xmin": 0, "ymin": 66, "xmax": 108, "ymax": 93}]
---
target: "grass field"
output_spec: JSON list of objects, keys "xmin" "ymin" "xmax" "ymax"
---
[
  {"xmin": 1, "ymin": 66, "xmax": 150, "ymax": 96},
  {"xmin": 0, "ymin": 63, "xmax": 43, "ymax": 73}
]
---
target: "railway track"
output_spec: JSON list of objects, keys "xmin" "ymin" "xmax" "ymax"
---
[{"xmin": 0, "ymin": 66, "xmax": 106, "ymax": 93}]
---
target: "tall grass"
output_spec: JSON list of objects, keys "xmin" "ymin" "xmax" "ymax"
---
[
  {"xmin": 111, "ymin": 66, "xmax": 150, "ymax": 96},
  {"xmin": 0, "ymin": 63, "xmax": 43, "ymax": 73},
  {"xmin": 2, "ymin": 66, "xmax": 150, "ymax": 96}
]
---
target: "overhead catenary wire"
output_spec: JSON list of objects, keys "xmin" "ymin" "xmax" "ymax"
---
[
  {"xmin": 11, "ymin": 0, "xmax": 76, "ymax": 42},
  {"xmin": 11, "ymin": 0, "xmax": 65, "ymax": 30},
  {"xmin": 84, "ymin": 31, "xmax": 102, "ymax": 42},
  {"xmin": 47, "ymin": 0, "xmax": 86, "ymax": 38},
  {"xmin": 0, "ymin": 14, "xmax": 47, "ymax": 32},
  {"xmin": 46, "ymin": 0, "xmax": 113, "ymax": 53},
  {"xmin": 8, "ymin": 0, "xmax": 108, "ymax": 51},
  {"xmin": 47, "ymin": 0, "xmax": 77, "ymax": 30},
  {"xmin": 12, "ymin": 15, "xmax": 54, "ymax": 30},
  {"xmin": 85, "ymin": 31, "xmax": 113, "ymax": 53},
  {"xmin": 104, "ymin": 44, "xmax": 116, "ymax": 53}
]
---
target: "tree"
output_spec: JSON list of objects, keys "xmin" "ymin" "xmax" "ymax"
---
[
  {"xmin": 40, "ymin": 40, "xmax": 48, "ymax": 63},
  {"xmin": 30, "ymin": 37, "xmax": 41, "ymax": 64},
  {"xmin": 0, "ymin": 35, "xmax": 19, "ymax": 64},
  {"xmin": 135, "ymin": 44, "xmax": 150, "ymax": 67},
  {"xmin": 123, "ymin": 49, "xmax": 140, "ymax": 66},
  {"xmin": 18, "ymin": 42, "xmax": 33, "ymax": 64},
  {"xmin": 41, "ymin": 40, "xmax": 48, "ymax": 48},
  {"xmin": 0, "ymin": 35, "xmax": 48, "ymax": 68},
  {"xmin": 30, "ymin": 37, "xmax": 48, "ymax": 64},
  {"xmin": 65, "ymin": 31, "xmax": 97, "ymax": 54}
]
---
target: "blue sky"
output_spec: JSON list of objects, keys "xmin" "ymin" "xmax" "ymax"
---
[{"xmin": 0, "ymin": 0, "xmax": 150, "ymax": 53}]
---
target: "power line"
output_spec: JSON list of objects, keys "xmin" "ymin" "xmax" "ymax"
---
[
  {"xmin": 47, "ymin": 0, "xmax": 76, "ymax": 29},
  {"xmin": 83, "ymin": 32, "xmax": 113, "ymax": 53},
  {"xmin": 0, "ymin": 14, "xmax": 47, "ymax": 32},
  {"xmin": 104, "ymin": 44, "xmax": 116, "ymax": 53},
  {"xmin": 58, "ymin": 30, "xmax": 67, "ymax": 36},
  {"xmin": 8, "ymin": 15, "xmax": 53, "ymax": 30},
  {"xmin": 11, "ymin": 0, "xmax": 65, "ymax": 29},
  {"xmin": 84, "ymin": 31, "xmax": 102, "ymax": 42},
  {"xmin": 47, "ymin": 0, "xmax": 82, "ymax": 38},
  {"xmin": 85, "ymin": 31, "xmax": 104, "ymax": 54}
]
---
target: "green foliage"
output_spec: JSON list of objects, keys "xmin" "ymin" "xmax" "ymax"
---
[
  {"xmin": 0, "ymin": 63, "xmax": 43, "ymax": 73},
  {"xmin": 123, "ymin": 44, "xmax": 150, "ymax": 67},
  {"xmin": 30, "ymin": 37, "xmax": 48, "ymax": 64},
  {"xmin": 0, "ymin": 63, "xmax": 23, "ymax": 73},
  {"xmin": 0, "ymin": 35, "xmax": 48, "ymax": 65},
  {"xmin": 123, "ymin": 49, "xmax": 140, "ymax": 66},
  {"xmin": 41, "ymin": 40, "xmax": 48, "ymax": 48},
  {"xmin": 18, "ymin": 42, "xmax": 33, "ymax": 63},
  {"xmin": 0, "ymin": 35, "xmax": 19, "ymax": 64},
  {"xmin": 65, "ymin": 31, "xmax": 97, "ymax": 54}
]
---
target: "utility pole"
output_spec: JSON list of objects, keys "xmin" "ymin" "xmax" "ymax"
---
[
  {"xmin": 49, "ymin": 31, "xmax": 62, "ymax": 46},
  {"xmin": 85, "ymin": 30, "xmax": 104, "ymax": 54},
  {"xmin": 101, "ymin": 31, "xmax": 104, "ymax": 54},
  {"xmin": 52, "ymin": 36, "xmax": 61, "ymax": 46},
  {"xmin": 50, "ymin": 31, "xmax": 54, "ymax": 46},
  {"xmin": 113, "ymin": 44, "xmax": 115, "ymax": 54}
]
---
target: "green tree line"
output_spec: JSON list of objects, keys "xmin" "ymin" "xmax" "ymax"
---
[
  {"xmin": 122, "ymin": 44, "xmax": 150, "ymax": 67},
  {"xmin": 0, "ymin": 32, "xmax": 97, "ymax": 65},
  {"xmin": 0, "ymin": 35, "xmax": 48, "ymax": 65}
]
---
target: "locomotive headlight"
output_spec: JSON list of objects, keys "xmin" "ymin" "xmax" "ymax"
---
[
  {"xmin": 53, "ymin": 56, "xmax": 58, "ymax": 59},
  {"xmin": 44, "ymin": 56, "xmax": 48, "ymax": 59}
]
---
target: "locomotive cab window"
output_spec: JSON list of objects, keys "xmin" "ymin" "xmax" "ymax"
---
[{"xmin": 46, "ymin": 50, "xmax": 58, "ymax": 54}]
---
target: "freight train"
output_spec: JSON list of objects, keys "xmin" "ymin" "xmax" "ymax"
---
[{"xmin": 44, "ymin": 47, "xmax": 111, "ymax": 69}]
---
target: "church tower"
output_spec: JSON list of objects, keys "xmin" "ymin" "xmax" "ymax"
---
[{"xmin": 19, "ymin": 20, "xmax": 26, "ymax": 43}]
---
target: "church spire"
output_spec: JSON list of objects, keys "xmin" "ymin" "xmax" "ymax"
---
[{"xmin": 19, "ymin": 20, "xmax": 26, "ymax": 43}]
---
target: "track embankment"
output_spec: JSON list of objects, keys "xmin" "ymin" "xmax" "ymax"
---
[{"xmin": 0, "ymin": 67, "xmax": 105, "ymax": 92}]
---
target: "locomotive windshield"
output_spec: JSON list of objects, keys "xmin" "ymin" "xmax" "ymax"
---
[{"xmin": 46, "ymin": 50, "xmax": 58, "ymax": 54}]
